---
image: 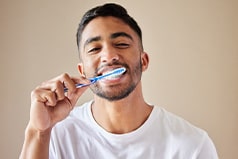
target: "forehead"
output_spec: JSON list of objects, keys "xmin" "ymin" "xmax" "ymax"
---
[{"xmin": 80, "ymin": 16, "xmax": 139, "ymax": 47}]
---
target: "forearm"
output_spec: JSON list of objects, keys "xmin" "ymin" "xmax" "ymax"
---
[
  {"xmin": 19, "ymin": 124, "xmax": 52, "ymax": 159},
  {"xmin": 19, "ymin": 73, "xmax": 85, "ymax": 159}
]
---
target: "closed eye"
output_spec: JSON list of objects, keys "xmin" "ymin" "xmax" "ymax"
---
[
  {"xmin": 115, "ymin": 43, "xmax": 130, "ymax": 49},
  {"xmin": 87, "ymin": 47, "xmax": 101, "ymax": 53}
]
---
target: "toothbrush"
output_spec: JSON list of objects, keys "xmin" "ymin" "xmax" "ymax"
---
[{"xmin": 64, "ymin": 67, "xmax": 126, "ymax": 92}]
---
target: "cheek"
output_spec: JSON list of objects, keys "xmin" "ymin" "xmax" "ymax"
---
[
  {"xmin": 81, "ymin": 58, "xmax": 98, "ymax": 76},
  {"xmin": 129, "ymin": 55, "xmax": 141, "ymax": 66},
  {"xmin": 82, "ymin": 54, "xmax": 97, "ymax": 67}
]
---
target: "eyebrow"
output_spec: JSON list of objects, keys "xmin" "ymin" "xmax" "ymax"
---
[
  {"xmin": 83, "ymin": 36, "xmax": 101, "ymax": 49},
  {"xmin": 110, "ymin": 32, "xmax": 133, "ymax": 41}
]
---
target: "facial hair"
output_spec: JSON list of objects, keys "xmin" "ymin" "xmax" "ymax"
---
[{"xmin": 90, "ymin": 60, "xmax": 142, "ymax": 101}]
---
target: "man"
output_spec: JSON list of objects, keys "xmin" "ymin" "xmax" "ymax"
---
[{"xmin": 20, "ymin": 3, "xmax": 218, "ymax": 159}]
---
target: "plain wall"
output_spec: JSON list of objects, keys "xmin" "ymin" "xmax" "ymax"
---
[{"xmin": 1, "ymin": 0, "xmax": 237, "ymax": 158}]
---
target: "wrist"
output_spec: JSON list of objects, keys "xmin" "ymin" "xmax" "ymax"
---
[{"xmin": 25, "ymin": 123, "xmax": 52, "ymax": 142}]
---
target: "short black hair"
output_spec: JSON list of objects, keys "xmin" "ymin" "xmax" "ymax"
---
[{"xmin": 76, "ymin": 3, "xmax": 143, "ymax": 52}]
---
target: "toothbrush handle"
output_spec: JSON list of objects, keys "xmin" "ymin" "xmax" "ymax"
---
[
  {"xmin": 63, "ymin": 67, "xmax": 125, "ymax": 92},
  {"xmin": 63, "ymin": 78, "xmax": 96, "ymax": 92},
  {"xmin": 64, "ymin": 83, "xmax": 89, "ymax": 92}
]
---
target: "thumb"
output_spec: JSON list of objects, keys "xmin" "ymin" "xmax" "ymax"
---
[{"xmin": 67, "ymin": 85, "xmax": 89, "ymax": 107}]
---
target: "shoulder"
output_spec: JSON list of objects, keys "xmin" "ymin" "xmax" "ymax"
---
[
  {"xmin": 154, "ymin": 106, "xmax": 208, "ymax": 145},
  {"xmin": 155, "ymin": 106, "xmax": 205, "ymax": 135},
  {"xmin": 152, "ymin": 106, "xmax": 218, "ymax": 157}
]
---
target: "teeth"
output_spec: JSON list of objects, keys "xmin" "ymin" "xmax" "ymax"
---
[
  {"xmin": 101, "ymin": 67, "xmax": 126, "ymax": 80},
  {"xmin": 102, "ymin": 72, "xmax": 108, "ymax": 75},
  {"xmin": 104, "ymin": 74, "xmax": 120, "ymax": 80}
]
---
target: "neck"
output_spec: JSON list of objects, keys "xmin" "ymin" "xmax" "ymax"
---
[{"xmin": 91, "ymin": 83, "xmax": 153, "ymax": 134}]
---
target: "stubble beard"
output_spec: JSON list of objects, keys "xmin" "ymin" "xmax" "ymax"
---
[{"xmin": 90, "ymin": 61, "xmax": 142, "ymax": 102}]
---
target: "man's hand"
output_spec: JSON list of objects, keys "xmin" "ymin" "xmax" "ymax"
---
[
  {"xmin": 20, "ymin": 73, "xmax": 89, "ymax": 159},
  {"xmin": 28, "ymin": 73, "xmax": 89, "ymax": 132}
]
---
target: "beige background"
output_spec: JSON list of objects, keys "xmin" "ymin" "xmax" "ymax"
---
[{"xmin": 1, "ymin": 0, "xmax": 237, "ymax": 158}]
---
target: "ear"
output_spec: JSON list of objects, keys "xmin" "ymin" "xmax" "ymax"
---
[
  {"xmin": 77, "ymin": 63, "xmax": 86, "ymax": 77},
  {"xmin": 141, "ymin": 52, "xmax": 149, "ymax": 72}
]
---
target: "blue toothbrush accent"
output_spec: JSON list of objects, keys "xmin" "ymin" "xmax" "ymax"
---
[{"xmin": 64, "ymin": 67, "xmax": 126, "ymax": 92}]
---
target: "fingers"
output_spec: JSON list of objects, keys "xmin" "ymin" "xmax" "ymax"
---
[
  {"xmin": 29, "ymin": 73, "xmax": 89, "ymax": 132},
  {"xmin": 32, "ymin": 73, "xmax": 89, "ymax": 107},
  {"xmin": 31, "ymin": 89, "xmax": 58, "ymax": 106},
  {"xmin": 50, "ymin": 73, "xmax": 77, "ymax": 94},
  {"xmin": 66, "ymin": 83, "xmax": 89, "ymax": 106}
]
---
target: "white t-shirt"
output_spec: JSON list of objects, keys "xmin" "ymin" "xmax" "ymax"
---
[{"xmin": 49, "ymin": 101, "xmax": 218, "ymax": 159}]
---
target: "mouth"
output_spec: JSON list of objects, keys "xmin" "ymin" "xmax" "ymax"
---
[
  {"xmin": 103, "ymin": 71, "xmax": 125, "ymax": 80},
  {"xmin": 98, "ymin": 67, "xmax": 127, "ymax": 80}
]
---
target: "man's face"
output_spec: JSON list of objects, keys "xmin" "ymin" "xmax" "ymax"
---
[{"xmin": 78, "ymin": 16, "xmax": 148, "ymax": 101}]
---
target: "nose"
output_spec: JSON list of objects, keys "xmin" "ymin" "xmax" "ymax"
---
[{"xmin": 100, "ymin": 45, "xmax": 119, "ymax": 63}]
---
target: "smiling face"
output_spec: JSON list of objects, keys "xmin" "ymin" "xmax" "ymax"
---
[{"xmin": 78, "ymin": 16, "xmax": 149, "ymax": 101}]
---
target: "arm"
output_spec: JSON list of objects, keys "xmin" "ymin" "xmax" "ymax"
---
[
  {"xmin": 19, "ymin": 73, "xmax": 89, "ymax": 159},
  {"xmin": 19, "ymin": 125, "xmax": 52, "ymax": 159}
]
